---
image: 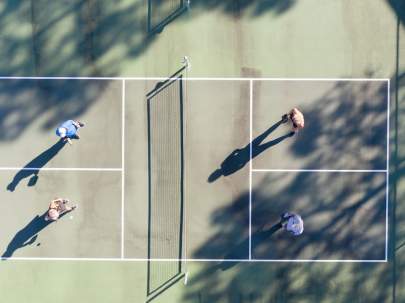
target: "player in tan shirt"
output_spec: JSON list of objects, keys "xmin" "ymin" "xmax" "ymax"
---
[
  {"xmin": 45, "ymin": 198, "xmax": 77, "ymax": 221},
  {"xmin": 282, "ymin": 107, "xmax": 305, "ymax": 132}
]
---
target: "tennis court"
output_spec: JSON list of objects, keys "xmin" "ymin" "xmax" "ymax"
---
[
  {"xmin": 0, "ymin": 1, "xmax": 404, "ymax": 303},
  {"xmin": 0, "ymin": 74, "xmax": 389, "ymax": 297}
]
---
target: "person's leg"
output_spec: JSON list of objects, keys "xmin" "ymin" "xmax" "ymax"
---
[
  {"xmin": 280, "ymin": 212, "xmax": 292, "ymax": 227},
  {"xmin": 62, "ymin": 199, "xmax": 76, "ymax": 210},
  {"xmin": 63, "ymin": 137, "xmax": 73, "ymax": 145},
  {"xmin": 274, "ymin": 221, "xmax": 283, "ymax": 230},
  {"xmin": 58, "ymin": 201, "xmax": 67, "ymax": 213},
  {"xmin": 65, "ymin": 205, "xmax": 75, "ymax": 211}
]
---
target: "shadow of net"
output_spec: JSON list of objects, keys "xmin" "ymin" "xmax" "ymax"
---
[
  {"xmin": 0, "ymin": 79, "xmax": 110, "ymax": 141},
  {"xmin": 0, "ymin": 0, "xmax": 297, "ymax": 77}
]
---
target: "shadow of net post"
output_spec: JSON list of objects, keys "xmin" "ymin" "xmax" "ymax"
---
[{"xmin": 148, "ymin": 0, "xmax": 189, "ymax": 34}]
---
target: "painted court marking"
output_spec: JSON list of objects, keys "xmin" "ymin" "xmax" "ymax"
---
[
  {"xmin": 0, "ymin": 76, "xmax": 390, "ymax": 81},
  {"xmin": 0, "ymin": 167, "xmax": 122, "ymax": 171},
  {"xmin": 0, "ymin": 77, "xmax": 390, "ymax": 263},
  {"xmin": 121, "ymin": 79, "xmax": 126, "ymax": 259},
  {"xmin": 0, "ymin": 257, "xmax": 387, "ymax": 263},
  {"xmin": 252, "ymin": 169, "xmax": 387, "ymax": 173},
  {"xmin": 249, "ymin": 79, "xmax": 253, "ymax": 260}
]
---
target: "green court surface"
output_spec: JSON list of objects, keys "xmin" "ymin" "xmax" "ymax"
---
[{"xmin": 0, "ymin": 1, "xmax": 404, "ymax": 303}]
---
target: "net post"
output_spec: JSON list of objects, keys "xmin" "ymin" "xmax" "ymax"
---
[{"xmin": 182, "ymin": 56, "xmax": 191, "ymax": 71}]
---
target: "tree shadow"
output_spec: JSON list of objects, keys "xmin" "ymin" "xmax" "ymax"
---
[
  {"xmin": 1, "ymin": 210, "xmax": 71, "ymax": 259},
  {"xmin": 190, "ymin": 0, "xmax": 296, "ymax": 18},
  {"xmin": 208, "ymin": 119, "xmax": 294, "ymax": 182},
  {"xmin": 146, "ymin": 0, "xmax": 293, "ymax": 34},
  {"xmin": 0, "ymin": 0, "xmax": 296, "ymax": 76},
  {"xmin": 389, "ymin": 1, "xmax": 405, "ymax": 300},
  {"xmin": 288, "ymin": 81, "xmax": 388, "ymax": 170},
  {"xmin": 6, "ymin": 139, "xmax": 66, "ymax": 192},
  {"xmin": 0, "ymin": 1, "xmax": 297, "ymax": 142},
  {"xmin": 0, "ymin": 79, "xmax": 110, "ymax": 142},
  {"xmin": 218, "ymin": 222, "xmax": 283, "ymax": 271}
]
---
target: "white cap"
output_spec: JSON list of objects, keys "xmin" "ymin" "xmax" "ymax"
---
[{"xmin": 58, "ymin": 127, "xmax": 67, "ymax": 138}]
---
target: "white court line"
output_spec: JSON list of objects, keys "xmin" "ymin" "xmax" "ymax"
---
[
  {"xmin": 386, "ymin": 80, "xmax": 390, "ymax": 261},
  {"xmin": 249, "ymin": 80, "xmax": 253, "ymax": 260},
  {"xmin": 0, "ymin": 76, "xmax": 390, "ymax": 81},
  {"xmin": 121, "ymin": 79, "xmax": 126, "ymax": 259},
  {"xmin": 0, "ymin": 257, "xmax": 387, "ymax": 263},
  {"xmin": 0, "ymin": 167, "xmax": 122, "ymax": 171},
  {"xmin": 252, "ymin": 169, "xmax": 387, "ymax": 173}
]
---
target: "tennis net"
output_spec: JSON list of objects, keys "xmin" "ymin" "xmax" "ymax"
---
[{"xmin": 146, "ymin": 73, "xmax": 185, "ymax": 296}]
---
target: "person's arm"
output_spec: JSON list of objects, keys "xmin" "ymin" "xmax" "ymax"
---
[
  {"xmin": 60, "ymin": 204, "xmax": 76, "ymax": 214},
  {"xmin": 289, "ymin": 108, "xmax": 296, "ymax": 118}
]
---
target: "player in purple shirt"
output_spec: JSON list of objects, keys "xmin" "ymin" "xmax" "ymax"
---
[{"xmin": 280, "ymin": 212, "xmax": 304, "ymax": 236}]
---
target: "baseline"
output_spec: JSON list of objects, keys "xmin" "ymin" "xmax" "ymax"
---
[{"xmin": 0, "ymin": 257, "xmax": 387, "ymax": 263}]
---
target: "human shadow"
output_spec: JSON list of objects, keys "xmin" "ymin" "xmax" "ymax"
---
[
  {"xmin": 208, "ymin": 119, "xmax": 294, "ymax": 182},
  {"xmin": 388, "ymin": 0, "xmax": 405, "ymax": 27},
  {"xmin": 6, "ymin": 140, "xmax": 66, "ymax": 192},
  {"xmin": 1, "ymin": 212, "xmax": 50, "ymax": 258},
  {"xmin": 1, "ymin": 210, "xmax": 69, "ymax": 259}
]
